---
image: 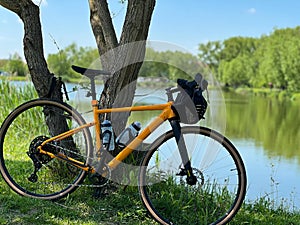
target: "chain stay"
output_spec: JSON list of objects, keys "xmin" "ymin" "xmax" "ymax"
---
[{"xmin": 39, "ymin": 142, "xmax": 111, "ymax": 188}]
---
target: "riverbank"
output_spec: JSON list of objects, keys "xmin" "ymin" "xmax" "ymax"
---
[
  {"xmin": 0, "ymin": 75, "xmax": 174, "ymax": 88},
  {"xmin": 222, "ymin": 86, "xmax": 300, "ymax": 104},
  {"xmin": 0, "ymin": 75, "xmax": 28, "ymax": 82}
]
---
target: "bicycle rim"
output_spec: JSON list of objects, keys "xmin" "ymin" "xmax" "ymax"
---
[
  {"xmin": 139, "ymin": 126, "xmax": 246, "ymax": 225},
  {"xmin": 0, "ymin": 99, "xmax": 93, "ymax": 200}
]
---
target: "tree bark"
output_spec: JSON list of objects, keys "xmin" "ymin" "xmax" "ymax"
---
[{"xmin": 89, "ymin": 0, "xmax": 156, "ymax": 135}]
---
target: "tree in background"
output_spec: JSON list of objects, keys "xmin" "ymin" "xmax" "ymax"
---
[
  {"xmin": 140, "ymin": 48, "xmax": 203, "ymax": 80},
  {"xmin": 198, "ymin": 27, "xmax": 300, "ymax": 92},
  {"xmin": 5, "ymin": 53, "xmax": 28, "ymax": 76},
  {"xmin": 198, "ymin": 41, "xmax": 222, "ymax": 79},
  {"xmin": 47, "ymin": 43, "xmax": 99, "ymax": 81},
  {"xmin": 46, "ymin": 44, "xmax": 203, "ymax": 83}
]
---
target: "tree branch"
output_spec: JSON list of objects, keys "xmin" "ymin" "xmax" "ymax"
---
[
  {"xmin": 89, "ymin": 0, "xmax": 118, "ymax": 70},
  {"xmin": 0, "ymin": 0, "xmax": 21, "ymax": 14},
  {"xmin": 120, "ymin": 0, "xmax": 155, "ymax": 44}
]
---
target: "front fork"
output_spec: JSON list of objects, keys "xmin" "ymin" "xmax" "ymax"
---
[{"xmin": 169, "ymin": 119, "xmax": 197, "ymax": 185}]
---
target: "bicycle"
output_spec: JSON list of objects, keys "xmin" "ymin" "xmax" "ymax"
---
[{"xmin": 0, "ymin": 65, "xmax": 247, "ymax": 225}]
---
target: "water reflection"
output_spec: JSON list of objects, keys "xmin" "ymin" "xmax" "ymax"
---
[{"xmin": 223, "ymin": 91, "xmax": 300, "ymax": 164}]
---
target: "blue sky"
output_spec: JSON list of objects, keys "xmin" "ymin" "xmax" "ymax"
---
[{"xmin": 1, "ymin": 0, "xmax": 300, "ymax": 59}]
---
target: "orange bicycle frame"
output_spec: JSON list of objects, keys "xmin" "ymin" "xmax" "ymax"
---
[{"xmin": 39, "ymin": 100, "xmax": 177, "ymax": 173}]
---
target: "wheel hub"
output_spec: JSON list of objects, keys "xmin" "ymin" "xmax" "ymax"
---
[{"xmin": 177, "ymin": 167, "xmax": 205, "ymax": 186}]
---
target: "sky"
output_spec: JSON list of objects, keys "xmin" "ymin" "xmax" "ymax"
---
[{"xmin": 1, "ymin": 0, "xmax": 300, "ymax": 59}]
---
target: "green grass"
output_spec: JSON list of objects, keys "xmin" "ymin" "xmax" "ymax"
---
[
  {"xmin": 0, "ymin": 184, "xmax": 153, "ymax": 225},
  {"xmin": 291, "ymin": 93, "xmax": 300, "ymax": 104},
  {"xmin": 0, "ymin": 80, "xmax": 37, "ymax": 117},
  {"xmin": 1, "ymin": 181, "xmax": 300, "ymax": 225},
  {"xmin": 1, "ymin": 81, "xmax": 300, "ymax": 224}
]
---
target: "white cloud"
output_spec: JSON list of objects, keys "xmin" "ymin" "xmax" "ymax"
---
[{"xmin": 247, "ymin": 8, "xmax": 257, "ymax": 14}]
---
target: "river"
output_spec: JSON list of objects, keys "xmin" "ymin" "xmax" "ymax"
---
[
  {"xmin": 6, "ymin": 81, "xmax": 300, "ymax": 209},
  {"xmin": 222, "ymin": 91, "xmax": 300, "ymax": 210}
]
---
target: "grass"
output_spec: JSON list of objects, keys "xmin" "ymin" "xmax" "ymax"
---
[
  {"xmin": 291, "ymin": 93, "xmax": 300, "ymax": 104},
  {"xmin": 0, "ymin": 184, "xmax": 152, "ymax": 225},
  {"xmin": 1, "ymin": 81, "xmax": 300, "ymax": 224},
  {"xmin": 1, "ymin": 182, "xmax": 300, "ymax": 225}
]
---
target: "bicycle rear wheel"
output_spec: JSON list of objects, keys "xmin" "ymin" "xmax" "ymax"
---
[
  {"xmin": 0, "ymin": 99, "xmax": 93, "ymax": 200},
  {"xmin": 139, "ymin": 126, "xmax": 246, "ymax": 225}
]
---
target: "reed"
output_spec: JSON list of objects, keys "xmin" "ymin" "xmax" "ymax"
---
[{"xmin": 0, "ymin": 80, "xmax": 37, "ymax": 123}]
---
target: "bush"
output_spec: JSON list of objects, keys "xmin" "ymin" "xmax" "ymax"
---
[{"xmin": 291, "ymin": 93, "xmax": 300, "ymax": 103}]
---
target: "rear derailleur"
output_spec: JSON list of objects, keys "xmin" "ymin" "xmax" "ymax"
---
[{"xmin": 27, "ymin": 136, "xmax": 58, "ymax": 183}]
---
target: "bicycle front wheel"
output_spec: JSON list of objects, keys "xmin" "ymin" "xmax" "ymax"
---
[
  {"xmin": 0, "ymin": 99, "xmax": 93, "ymax": 200},
  {"xmin": 139, "ymin": 126, "xmax": 246, "ymax": 225}
]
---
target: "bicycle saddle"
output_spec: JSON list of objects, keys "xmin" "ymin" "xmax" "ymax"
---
[{"xmin": 71, "ymin": 65, "xmax": 111, "ymax": 78}]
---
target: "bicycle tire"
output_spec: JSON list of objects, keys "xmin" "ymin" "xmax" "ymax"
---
[
  {"xmin": 0, "ymin": 99, "xmax": 93, "ymax": 200},
  {"xmin": 139, "ymin": 126, "xmax": 246, "ymax": 225}
]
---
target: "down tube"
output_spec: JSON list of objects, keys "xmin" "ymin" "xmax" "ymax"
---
[{"xmin": 107, "ymin": 110, "xmax": 171, "ymax": 170}]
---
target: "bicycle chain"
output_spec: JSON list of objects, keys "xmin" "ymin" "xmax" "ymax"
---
[{"xmin": 42, "ymin": 142, "xmax": 110, "ymax": 188}]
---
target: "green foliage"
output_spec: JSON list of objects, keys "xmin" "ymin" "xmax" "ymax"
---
[
  {"xmin": 47, "ymin": 43, "xmax": 100, "ymax": 81},
  {"xmin": 46, "ymin": 43, "xmax": 203, "ymax": 82},
  {"xmin": 140, "ymin": 48, "xmax": 204, "ymax": 80},
  {"xmin": 198, "ymin": 26, "xmax": 300, "ymax": 92},
  {"xmin": 3, "ymin": 53, "xmax": 28, "ymax": 76},
  {"xmin": 0, "ymin": 59, "xmax": 9, "ymax": 68},
  {"xmin": 219, "ymin": 55, "xmax": 254, "ymax": 87},
  {"xmin": 291, "ymin": 93, "xmax": 300, "ymax": 103},
  {"xmin": 198, "ymin": 41, "xmax": 222, "ymax": 75},
  {"xmin": 223, "ymin": 91, "xmax": 300, "ymax": 161}
]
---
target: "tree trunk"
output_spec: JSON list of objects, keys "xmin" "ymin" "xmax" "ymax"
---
[{"xmin": 89, "ymin": 0, "xmax": 156, "ymax": 135}]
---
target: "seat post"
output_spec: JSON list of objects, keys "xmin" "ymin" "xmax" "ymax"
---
[{"xmin": 90, "ymin": 76, "xmax": 97, "ymax": 100}]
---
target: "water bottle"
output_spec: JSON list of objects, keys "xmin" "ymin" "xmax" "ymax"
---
[
  {"xmin": 116, "ymin": 121, "xmax": 141, "ymax": 148},
  {"xmin": 101, "ymin": 120, "xmax": 115, "ymax": 151}
]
